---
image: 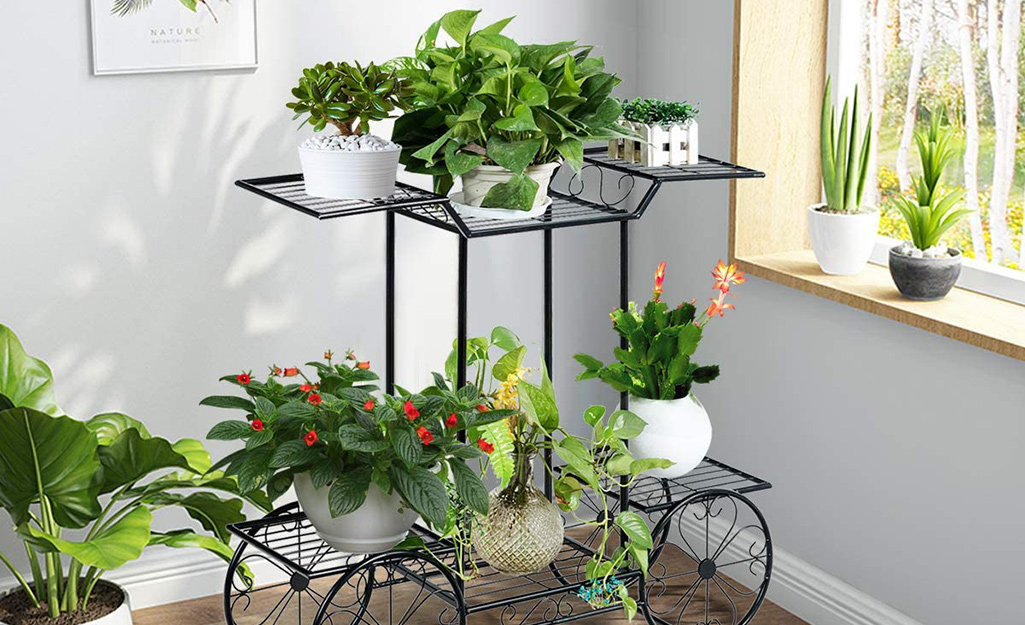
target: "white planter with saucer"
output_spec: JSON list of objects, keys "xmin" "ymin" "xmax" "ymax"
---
[
  {"xmin": 453, "ymin": 162, "xmax": 561, "ymax": 221},
  {"xmin": 293, "ymin": 472, "xmax": 417, "ymax": 554},
  {"xmin": 807, "ymin": 203, "xmax": 880, "ymax": 275},
  {"xmin": 628, "ymin": 394, "xmax": 712, "ymax": 480}
]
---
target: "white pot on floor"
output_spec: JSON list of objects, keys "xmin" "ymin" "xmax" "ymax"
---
[
  {"xmin": 293, "ymin": 472, "xmax": 417, "ymax": 553},
  {"xmin": 0, "ymin": 581, "xmax": 132, "ymax": 625},
  {"xmin": 629, "ymin": 394, "xmax": 712, "ymax": 479}
]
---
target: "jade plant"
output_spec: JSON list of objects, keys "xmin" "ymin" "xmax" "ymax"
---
[
  {"xmin": 203, "ymin": 352, "xmax": 506, "ymax": 530},
  {"xmin": 893, "ymin": 115, "xmax": 970, "ymax": 251},
  {"xmin": 286, "ymin": 61, "xmax": 414, "ymax": 135},
  {"xmin": 0, "ymin": 325, "xmax": 262, "ymax": 619},
  {"xmin": 574, "ymin": 260, "xmax": 745, "ymax": 400},
  {"xmin": 392, "ymin": 9, "xmax": 632, "ymax": 206},
  {"xmin": 820, "ymin": 76, "xmax": 872, "ymax": 213},
  {"xmin": 620, "ymin": 98, "xmax": 699, "ymax": 126}
]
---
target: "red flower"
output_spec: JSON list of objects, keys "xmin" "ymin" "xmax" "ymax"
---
[
  {"xmin": 304, "ymin": 430, "xmax": 318, "ymax": 446},
  {"xmin": 236, "ymin": 372, "xmax": 251, "ymax": 386},
  {"xmin": 356, "ymin": 361, "xmax": 370, "ymax": 370},
  {"xmin": 308, "ymin": 393, "xmax": 323, "ymax": 406},
  {"xmin": 324, "ymin": 350, "xmax": 333, "ymax": 361},
  {"xmin": 313, "ymin": 383, "xmax": 320, "ymax": 390},
  {"xmin": 653, "ymin": 261, "xmax": 666, "ymax": 300},
  {"xmin": 477, "ymin": 439, "xmax": 494, "ymax": 454},
  {"xmin": 283, "ymin": 367, "xmax": 299, "ymax": 377},
  {"xmin": 445, "ymin": 413, "xmax": 458, "ymax": 428},
  {"xmin": 363, "ymin": 399, "xmax": 375, "ymax": 410},
  {"xmin": 404, "ymin": 400, "xmax": 420, "ymax": 420},
  {"xmin": 416, "ymin": 426, "xmax": 434, "ymax": 445},
  {"xmin": 300, "ymin": 384, "xmax": 312, "ymax": 393},
  {"xmin": 270, "ymin": 366, "xmax": 282, "ymax": 377},
  {"xmin": 476, "ymin": 404, "xmax": 489, "ymax": 412},
  {"xmin": 251, "ymin": 419, "xmax": 264, "ymax": 432},
  {"xmin": 346, "ymin": 351, "xmax": 356, "ymax": 361}
]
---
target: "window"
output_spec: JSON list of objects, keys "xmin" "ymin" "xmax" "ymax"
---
[{"xmin": 833, "ymin": 0, "xmax": 1025, "ymax": 304}]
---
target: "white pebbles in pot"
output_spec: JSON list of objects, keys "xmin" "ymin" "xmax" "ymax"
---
[{"xmin": 300, "ymin": 134, "xmax": 400, "ymax": 152}]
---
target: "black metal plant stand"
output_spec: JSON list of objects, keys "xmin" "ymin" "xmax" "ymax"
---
[{"xmin": 227, "ymin": 148, "xmax": 770, "ymax": 625}]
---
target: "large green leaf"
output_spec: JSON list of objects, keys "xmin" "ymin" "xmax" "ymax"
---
[
  {"xmin": 31, "ymin": 506, "xmax": 151, "ymax": 570},
  {"xmin": 0, "ymin": 326, "xmax": 59, "ymax": 415},
  {"xmin": 481, "ymin": 173, "xmax": 539, "ymax": 211},
  {"xmin": 86, "ymin": 412, "xmax": 151, "ymax": 445},
  {"xmin": 328, "ymin": 467, "xmax": 372, "ymax": 517},
  {"xmin": 519, "ymin": 380, "xmax": 559, "ymax": 433},
  {"xmin": 492, "ymin": 345, "xmax": 526, "ymax": 381},
  {"xmin": 486, "ymin": 136, "xmax": 542, "ymax": 174},
  {"xmin": 614, "ymin": 511, "xmax": 653, "ymax": 549},
  {"xmin": 150, "ymin": 529, "xmax": 235, "ymax": 565},
  {"xmin": 147, "ymin": 492, "xmax": 244, "ymax": 543},
  {"xmin": 0, "ymin": 408, "xmax": 101, "ymax": 527},
  {"xmin": 440, "ymin": 9, "xmax": 480, "ymax": 46},
  {"xmin": 447, "ymin": 458, "xmax": 488, "ymax": 516},
  {"xmin": 127, "ymin": 470, "xmax": 272, "ymax": 513},
  {"xmin": 390, "ymin": 465, "xmax": 448, "ymax": 527},
  {"xmin": 98, "ymin": 429, "xmax": 193, "ymax": 494}
]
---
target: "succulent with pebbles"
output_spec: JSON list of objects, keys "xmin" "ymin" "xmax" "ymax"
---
[
  {"xmin": 300, "ymin": 134, "xmax": 400, "ymax": 152},
  {"xmin": 287, "ymin": 61, "xmax": 414, "ymax": 136}
]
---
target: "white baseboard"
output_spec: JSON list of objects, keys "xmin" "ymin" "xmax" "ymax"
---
[{"xmin": 674, "ymin": 513, "xmax": 921, "ymax": 625}]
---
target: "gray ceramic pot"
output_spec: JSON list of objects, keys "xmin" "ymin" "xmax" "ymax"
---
[{"xmin": 888, "ymin": 245, "xmax": 962, "ymax": 301}]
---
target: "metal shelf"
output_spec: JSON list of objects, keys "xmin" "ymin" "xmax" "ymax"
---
[
  {"xmin": 609, "ymin": 457, "xmax": 772, "ymax": 515},
  {"xmin": 581, "ymin": 147, "xmax": 766, "ymax": 182},
  {"xmin": 234, "ymin": 176, "xmax": 448, "ymax": 220}
]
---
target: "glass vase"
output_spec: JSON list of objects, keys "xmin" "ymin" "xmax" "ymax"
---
[{"xmin": 472, "ymin": 451, "xmax": 564, "ymax": 574}]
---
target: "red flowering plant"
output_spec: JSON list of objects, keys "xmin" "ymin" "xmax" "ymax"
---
[
  {"xmin": 202, "ymin": 352, "xmax": 511, "ymax": 531},
  {"xmin": 574, "ymin": 260, "xmax": 745, "ymax": 400}
]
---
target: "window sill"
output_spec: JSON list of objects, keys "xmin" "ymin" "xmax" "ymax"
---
[{"xmin": 735, "ymin": 250, "xmax": 1025, "ymax": 362}]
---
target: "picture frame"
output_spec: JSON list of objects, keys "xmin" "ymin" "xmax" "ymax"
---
[{"xmin": 90, "ymin": 0, "xmax": 258, "ymax": 76}]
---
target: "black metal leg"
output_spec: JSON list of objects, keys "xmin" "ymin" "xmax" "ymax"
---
[
  {"xmin": 619, "ymin": 220, "xmax": 630, "ymax": 513},
  {"xmin": 543, "ymin": 228, "xmax": 554, "ymax": 500},
  {"xmin": 457, "ymin": 236, "xmax": 468, "ymax": 390},
  {"xmin": 386, "ymin": 211, "xmax": 396, "ymax": 394}
]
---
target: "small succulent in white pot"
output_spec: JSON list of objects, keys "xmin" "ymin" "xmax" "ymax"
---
[
  {"xmin": 808, "ymin": 77, "xmax": 878, "ymax": 275},
  {"xmin": 287, "ymin": 61, "xmax": 413, "ymax": 199},
  {"xmin": 889, "ymin": 115, "xmax": 972, "ymax": 301}
]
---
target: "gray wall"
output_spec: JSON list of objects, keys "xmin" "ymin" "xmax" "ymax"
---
[{"xmin": 634, "ymin": 3, "xmax": 1025, "ymax": 625}]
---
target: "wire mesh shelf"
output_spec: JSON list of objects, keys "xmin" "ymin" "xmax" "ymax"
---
[
  {"xmin": 609, "ymin": 457, "xmax": 772, "ymax": 514},
  {"xmin": 582, "ymin": 147, "xmax": 766, "ymax": 182},
  {"xmin": 234, "ymin": 175, "xmax": 449, "ymax": 220}
]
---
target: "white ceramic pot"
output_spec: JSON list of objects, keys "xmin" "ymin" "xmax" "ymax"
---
[
  {"xmin": 629, "ymin": 395, "xmax": 711, "ymax": 480},
  {"xmin": 298, "ymin": 145, "xmax": 400, "ymax": 200},
  {"xmin": 806, "ymin": 203, "xmax": 880, "ymax": 275},
  {"xmin": 293, "ymin": 472, "xmax": 417, "ymax": 553},
  {"xmin": 0, "ymin": 581, "xmax": 132, "ymax": 625},
  {"xmin": 460, "ymin": 162, "xmax": 561, "ymax": 208}
]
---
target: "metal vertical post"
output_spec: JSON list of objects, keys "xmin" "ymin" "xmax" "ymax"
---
[
  {"xmin": 619, "ymin": 220, "xmax": 630, "ymax": 513},
  {"xmin": 457, "ymin": 236, "xmax": 469, "ymax": 391},
  {"xmin": 543, "ymin": 229, "xmax": 554, "ymax": 500},
  {"xmin": 385, "ymin": 211, "xmax": 396, "ymax": 395}
]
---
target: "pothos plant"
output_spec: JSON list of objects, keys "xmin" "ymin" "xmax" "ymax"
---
[
  {"xmin": 0, "ymin": 325, "xmax": 263, "ymax": 619},
  {"xmin": 202, "ymin": 352, "xmax": 510, "ymax": 534},
  {"xmin": 392, "ymin": 9, "xmax": 633, "ymax": 208},
  {"xmin": 438, "ymin": 327, "xmax": 672, "ymax": 619},
  {"xmin": 286, "ymin": 61, "xmax": 414, "ymax": 136},
  {"xmin": 574, "ymin": 260, "xmax": 745, "ymax": 400}
]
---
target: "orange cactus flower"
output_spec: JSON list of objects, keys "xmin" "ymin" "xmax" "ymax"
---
[
  {"xmin": 705, "ymin": 297, "xmax": 735, "ymax": 318},
  {"xmin": 304, "ymin": 430, "xmax": 318, "ymax": 446},
  {"xmin": 711, "ymin": 259, "xmax": 745, "ymax": 294},
  {"xmin": 356, "ymin": 361, "xmax": 370, "ymax": 370},
  {"xmin": 653, "ymin": 262, "xmax": 667, "ymax": 300}
]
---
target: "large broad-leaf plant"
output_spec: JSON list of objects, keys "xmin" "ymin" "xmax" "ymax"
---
[
  {"xmin": 392, "ymin": 9, "xmax": 631, "ymax": 209},
  {"xmin": 0, "ymin": 325, "xmax": 265, "ymax": 619}
]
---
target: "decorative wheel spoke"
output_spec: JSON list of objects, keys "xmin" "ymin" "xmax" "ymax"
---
[{"xmin": 642, "ymin": 490, "xmax": 772, "ymax": 625}]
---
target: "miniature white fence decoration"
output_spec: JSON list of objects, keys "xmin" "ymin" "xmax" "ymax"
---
[{"xmin": 609, "ymin": 120, "xmax": 700, "ymax": 167}]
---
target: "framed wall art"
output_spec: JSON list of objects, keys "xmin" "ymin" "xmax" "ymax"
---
[{"xmin": 90, "ymin": 0, "xmax": 258, "ymax": 75}]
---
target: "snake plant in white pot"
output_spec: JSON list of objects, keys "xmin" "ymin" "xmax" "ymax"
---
[{"xmin": 808, "ymin": 77, "xmax": 878, "ymax": 275}]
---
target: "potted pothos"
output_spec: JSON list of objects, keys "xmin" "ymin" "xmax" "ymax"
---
[
  {"xmin": 611, "ymin": 97, "xmax": 700, "ymax": 166},
  {"xmin": 392, "ymin": 9, "xmax": 632, "ymax": 219},
  {"xmin": 0, "ymin": 325, "xmax": 261, "ymax": 625},
  {"xmin": 203, "ymin": 351, "xmax": 504, "ymax": 554},
  {"xmin": 574, "ymin": 260, "xmax": 745, "ymax": 479},
  {"xmin": 287, "ymin": 61, "xmax": 413, "ymax": 199},
  {"xmin": 809, "ymin": 77, "xmax": 878, "ymax": 275},
  {"xmin": 422, "ymin": 327, "xmax": 670, "ymax": 620},
  {"xmin": 889, "ymin": 115, "xmax": 971, "ymax": 301}
]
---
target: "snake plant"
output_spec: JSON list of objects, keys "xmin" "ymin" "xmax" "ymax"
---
[{"xmin": 820, "ymin": 76, "xmax": 873, "ymax": 212}]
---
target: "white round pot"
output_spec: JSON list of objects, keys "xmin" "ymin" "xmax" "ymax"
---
[
  {"xmin": 629, "ymin": 395, "xmax": 711, "ymax": 480},
  {"xmin": 298, "ymin": 145, "xmax": 400, "ymax": 200},
  {"xmin": 293, "ymin": 472, "xmax": 417, "ymax": 554},
  {"xmin": 0, "ymin": 581, "xmax": 132, "ymax": 625},
  {"xmin": 807, "ymin": 203, "xmax": 880, "ymax": 275},
  {"xmin": 459, "ymin": 162, "xmax": 561, "ymax": 209}
]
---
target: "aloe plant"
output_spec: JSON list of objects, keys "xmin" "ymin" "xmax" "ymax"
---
[{"xmin": 820, "ymin": 77, "xmax": 873, "ymax": 212}]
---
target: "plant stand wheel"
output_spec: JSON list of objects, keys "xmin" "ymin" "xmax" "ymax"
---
[
  {"xmin": 312, "ymin": 551, "xmax": 466, "ymax": 625},
  {"xmin": 642, "ymin": 489, "xmax": 772, "ymax": 625}
]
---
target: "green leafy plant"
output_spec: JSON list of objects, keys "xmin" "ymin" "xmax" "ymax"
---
[
  {"xmin": 203, "ymin": 351, "xmax": 504, "ymax": 532},
  {"xmin": 391, "ymin": 9, "xmax": 632, "ymax": 207},
  {"xmin": 0, "ymin": 325, "xmax": 262, "ymax": 619},
  {"xmin": 574, "ymin": 260, "xmax": 744, "ymax": 400},
  {"xmin": 620, "ymin": 98, "xmax": 699, "ymax": 126},
  {"xmin": 438, "ymin": 327, "xmax": 670, "ymax": 620},
  {"xmin": 286, "ymin": 61, "xmax": 413, "ymax": 135},
  {"xmin": 820, "ymin": 76, "xmax": 873, "ymax": 213},
  {"xmin": 893, "ymin": 114, "xmax": 970, "ymax": 251}
]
